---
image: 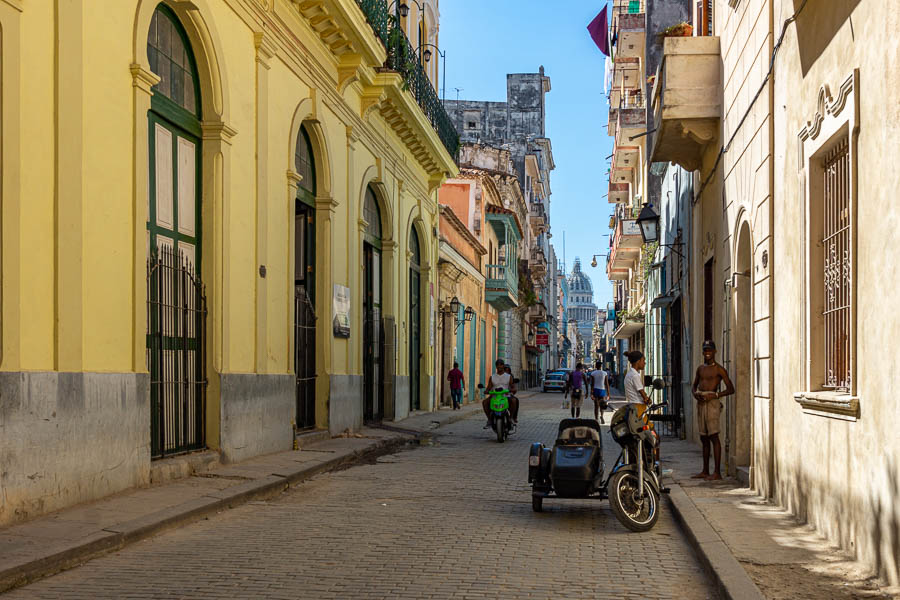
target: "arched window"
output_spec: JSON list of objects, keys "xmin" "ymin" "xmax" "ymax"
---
[
  {"xmin": 295, "ymin": 125, "xmax": 316, "ymax": 206},
  {"xmin": 147, "ymin": 5, "xmax": 200, "ymax": 117},
  {"xmin": 410, "ymin": 226, "xmax": 421, "ymax": 269},
  {"xmin": 364, "ymin": 186, "xmax": 382, "ymax": 248}
]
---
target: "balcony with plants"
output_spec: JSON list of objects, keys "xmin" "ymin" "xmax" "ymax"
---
[{"xmin": 294, "ymin": 0, "xmax": 459, "ymax": 175}]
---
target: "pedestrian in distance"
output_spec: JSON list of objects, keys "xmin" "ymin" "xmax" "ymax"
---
[
  {"xmin": 564, "ymin": 363, "xmax": 588, "ymax": 418},
  {"xmin": 691, "ymin": 340, "xmax": 735, "ymax": 481},
  {"xmin": 590, "ymin": 360, "xmax": 610, "ymax": 424},
  {"xmin": 447, "ymin": 362, "xmax": 464, "ymax": 410}
]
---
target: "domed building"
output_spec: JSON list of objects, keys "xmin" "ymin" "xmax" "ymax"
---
[{"xmin": 567, "ymin": 258, "xmax": 598, "ymax": 362}]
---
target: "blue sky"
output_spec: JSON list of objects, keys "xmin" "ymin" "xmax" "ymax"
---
[{"xmin": 440, "ymin": 0, "xmax": 614, "ymax": 309}]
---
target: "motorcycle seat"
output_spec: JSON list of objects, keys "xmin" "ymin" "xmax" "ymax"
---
[{"xmin": 558, "ymin": 426, "xmax": 601, "ymax": 446}]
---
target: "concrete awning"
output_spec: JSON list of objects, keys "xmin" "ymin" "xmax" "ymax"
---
[{"xmin": 613, "ymin": 319, "xmax": 644, "ymax": 339}]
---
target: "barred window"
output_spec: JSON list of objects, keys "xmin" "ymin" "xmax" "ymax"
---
[{"xmin": 822, "ymin": 138, "xmax": 851, "ymax": 390}]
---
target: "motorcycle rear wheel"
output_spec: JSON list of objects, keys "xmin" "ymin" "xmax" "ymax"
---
[
  {"xmin": 609, "ymin": 470, "xmax": 659, "ymax": 532},
  {"xmin": 532, "ymin": 494, "xmax": 543, "ymax": 512}
]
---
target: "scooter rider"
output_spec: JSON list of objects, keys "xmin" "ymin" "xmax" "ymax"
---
[{"xmin": 483, "ymin": 359, "xmax": 519, "ymax": 428}]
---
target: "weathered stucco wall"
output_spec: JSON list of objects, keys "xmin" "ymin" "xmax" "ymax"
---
[
  {"xmin": 772, "ymin": 0, "xmax": 899, "ymax": 584},
  {"xmin": 0, "ymin": 372, "xmax": 149, "ymax": 525}
]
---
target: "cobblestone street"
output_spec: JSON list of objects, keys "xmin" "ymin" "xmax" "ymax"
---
[{"xmin": 6, "ymin": 394, "xmax": 717, "ymax": 599}]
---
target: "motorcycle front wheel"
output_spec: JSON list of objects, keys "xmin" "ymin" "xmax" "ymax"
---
[
  {"xmin": 608, "ymin": 470, "xmax": 659, "ymax": 532},
  {"xmin": 496, "ymin": 416, "xmax": 506, "ymax": 443}
]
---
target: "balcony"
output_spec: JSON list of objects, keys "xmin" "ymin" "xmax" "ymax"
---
[
  {"xmin": 610, "ymin": 142, "xmax": 640, "ymax": 188},
  {"xmin": 340, "ymin": 0, "xmax": 459, "ymax": 169},
  {"xmin": 650, "ymin": 36, "xmax": 721, "ymax": 171},
  {"xmin": 485, "ymin": 264, "xmax": 518, "ymax": 311},
  {"xmin": 606, "ymin": 218, "xmax": 642, "ymax": 280},
  {"xmin": 609, "ymin": 181, "xmax": 630, "ymax": 204},
  {"xmin": 528, "ymin": 203, "xmax": 547, "ymax": 235},
  {"xmin": 530, "ymin": 247, "xmax": 547, "ymax": 279},
  {"xmin": 610, "ymin": 0, "xmax": 645, "ymax": 61},
  {"xmin": 615, "ymin": 98, "xmax": 647, "ymax": 146}
]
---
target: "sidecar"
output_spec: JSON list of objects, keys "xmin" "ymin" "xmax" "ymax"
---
[{"xmin": 528, "ymin": 418, "xmax": 606, "ymax": 512}]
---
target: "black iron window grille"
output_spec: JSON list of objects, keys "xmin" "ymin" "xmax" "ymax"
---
[{"xmin": 147, "ymin": 246, "xmax": 207, "ymax": 459}]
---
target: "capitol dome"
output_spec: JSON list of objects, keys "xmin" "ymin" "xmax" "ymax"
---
[
  {"xmin": 567, "ymin": 257, "xmax": 593, "ymax": 294},
  {"xmin": 567, "ymin": 258, "xmax": 598, "ymax": 356}
]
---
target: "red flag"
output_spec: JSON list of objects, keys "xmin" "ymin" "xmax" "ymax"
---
[{"xmin": 587, "ymin": 6, "xmax": 610, "ymax": 56}]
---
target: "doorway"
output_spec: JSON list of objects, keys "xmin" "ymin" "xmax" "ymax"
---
[
  {"xmin": 733, "ymin": 223, "xmax": 753, "ymax": 471},
  {"xmin": 408, "ymin": 227, "xmax": 422, "ymax": 412},
  {"xmin": 294, "ymin": 125, "xmax": 317, "ymax": 430},
  {"xmin": 363, "ymin": 187, "xmax": 384, "ymax": 422}
]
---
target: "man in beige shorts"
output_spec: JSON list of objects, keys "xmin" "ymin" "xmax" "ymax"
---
[{"xmin": 691, "ymin": 340, "xmax": 734, "ymax": 480}]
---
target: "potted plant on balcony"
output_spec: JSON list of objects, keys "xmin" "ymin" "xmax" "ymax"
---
[{"xmin": 660, "ymin": 22, "xmax": 692, "ymax": 38}]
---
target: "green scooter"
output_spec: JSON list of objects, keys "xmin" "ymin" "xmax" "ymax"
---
[{"xmin": 486, "ymin": 388, "xmax": 513, "ymax": 443}]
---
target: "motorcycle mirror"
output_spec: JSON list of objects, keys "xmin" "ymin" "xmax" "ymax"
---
[
  {"xmin": 652, "ymin": 378, "xmax": 665, "ymax": 390},
  {"xmin": 643, "ymin": 375, "xmax": 654, "ymax": 387},
  {"xmin": 513, "ymin": 377, "xmax": 520, "ymax": 384}
]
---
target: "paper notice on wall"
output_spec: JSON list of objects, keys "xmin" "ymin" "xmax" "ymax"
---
[{"xmin": 333, "ymin": 284, "xmax": 351, "ymax": 338}]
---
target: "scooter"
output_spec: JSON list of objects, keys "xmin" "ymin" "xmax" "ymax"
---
[
  {"xmin": 486, "ymin": 388, "xmax": 513, "ymax": 443},
  {"xmin": 528, "ymin": 379, "xmax": 668, "ymax": 532}
]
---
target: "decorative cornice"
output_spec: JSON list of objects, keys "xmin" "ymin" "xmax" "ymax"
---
[
  {"xmin": 286, "ymin": 170, "xmax": 303, "ymax": 186},
  {"xmin": 360, "ymin": 85, "xmax": 385, "ymax": 121},
  {"xmin": 358, "ymin": 218, "xmax": 369, "ymax": 232},
  {"xmin": 254, "ymin": 31, "xmax": 278, "ymax": 68},
  {"xmin": 337, "ymin": 54, "xmax": 363, "ymax": 95},
  {"xmin": 130, "ymin": 63, "xmax": 160, "ymax": 94},
  {"xmin": 799, "ymin": 71, "xmax": 856, "ymax": 143},
  {"xmin": 201, "ymin": 120, "xmax": 238, "ymax": 144}
]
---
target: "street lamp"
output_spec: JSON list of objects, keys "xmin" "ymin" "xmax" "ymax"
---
[
  {"xmin": 419, "ymin": 42, "xmax": 447, "ymax": 105},
  {"xmin": 441, "ymin": 297, "xmax": 474, "ymax": 332},
  {"xmin": 463, "ymin": 306, "xmax": 475, "ymax": 323},
  {"xmin": 448, "ymin": 296, "xmax": 460, "ymax": 316},
  {"xmin": 635, "ymin": 202, "xmax": 660, "ymax": 244},
  {"xmin": 388, "ymin": 0, "xmax": 416, "ymax": 18},
  {"xmin": 589, "ymin": 254, "xmax": 608, "ymax": 268},
  {"xmin": 635, "ymin": 202, "xmax": 685, "ymax": 257}
]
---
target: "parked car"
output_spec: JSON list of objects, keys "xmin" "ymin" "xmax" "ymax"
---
[{"xmin": 542, "ymin": 370, "xmax": 568, "ymax": 393}]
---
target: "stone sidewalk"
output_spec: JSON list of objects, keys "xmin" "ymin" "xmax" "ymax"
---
[
  {"xmin": 0, "ymin": 394, "xmax": 524, "ymax": 594},
  {"xmin": 662, "ymin": 437, "xmax": 897, "ymax": 600}
]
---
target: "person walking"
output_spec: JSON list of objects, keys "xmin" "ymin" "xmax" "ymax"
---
[
  {"xmin": 447, "ymin": 362, "xmax": 465, "ymax": 410},
  {"xmin": 565, "ymin": 363, "xmax": 588, "ymax": 418},
  {"xmin": 691, "ymin": 340, "xmax": 735, "ymax": 481},
  {"xmin": 590, "ymin": 360, "xmax": 610, "ymax": 424}
]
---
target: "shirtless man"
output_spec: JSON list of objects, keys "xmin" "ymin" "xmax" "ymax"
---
[{"xmin": 691, "ymin": 340, "xmax": 735, "ymax": 481}]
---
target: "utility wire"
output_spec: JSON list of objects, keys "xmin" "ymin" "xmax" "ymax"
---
[{"xmin": 693, "ymin": 0, "xmax": 809, "ymax": 204}]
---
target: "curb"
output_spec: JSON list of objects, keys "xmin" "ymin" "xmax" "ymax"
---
[
  {"xmin": 0, "ymin": 434, "xmax": 417, "ymax": 594},
  {"xmin": 665, "ymin": 484, "xmax": 766, "ymax": 600}
]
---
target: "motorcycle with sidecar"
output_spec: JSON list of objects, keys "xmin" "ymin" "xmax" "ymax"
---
[{"xmin": 528, "ymin": 391, "xmax": 669, "ymax": 532}]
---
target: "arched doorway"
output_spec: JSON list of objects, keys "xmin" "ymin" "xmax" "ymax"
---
[
  {"xmin": 408, "ymin": 226, "xmax": 422, "ymax": 412},
  {"xmin": 294, "ymin": 124, "xmax": 317, "ymax": 430},
  {"xmin": 733, "ymin": 222, "xmax": 753, "ymax": 473},
  {"xmin": 146, "ymin": 4, "xmax": 206, "ymax": 458},
  {"xmin": 362, "ymin": 187, "xmax": 384, "ymax": 422}
]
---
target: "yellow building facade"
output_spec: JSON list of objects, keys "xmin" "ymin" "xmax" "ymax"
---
[{"xmin": 0, "ymin": 0, "xmax": 456, "ymax": 525}]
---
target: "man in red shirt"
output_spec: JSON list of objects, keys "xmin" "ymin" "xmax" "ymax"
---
[{"xmin": 447, "ymin": 362, "xmax": 465, "ymax": 410}]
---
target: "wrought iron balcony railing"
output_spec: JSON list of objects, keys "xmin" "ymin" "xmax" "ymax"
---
[{"xmin": 356, "ymin": 0, "xmax": 459, "ymax": 158}]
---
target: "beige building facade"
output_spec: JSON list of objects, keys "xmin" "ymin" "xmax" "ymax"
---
[{"xmin": 650, "ymin": 0, "xmax": 899, "ymax": 584}]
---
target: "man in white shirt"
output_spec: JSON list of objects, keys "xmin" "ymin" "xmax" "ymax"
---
[
  {"xmin": 624, "ymin": 350, "xmax": 650, "ymax": 405},
  {"xmin": 590, "ymin": 360, "xmax": 610, "ymax": 424},
  {"xmin": 483, "ymin": 359, "xmax": 518, "ymax": 428}
]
